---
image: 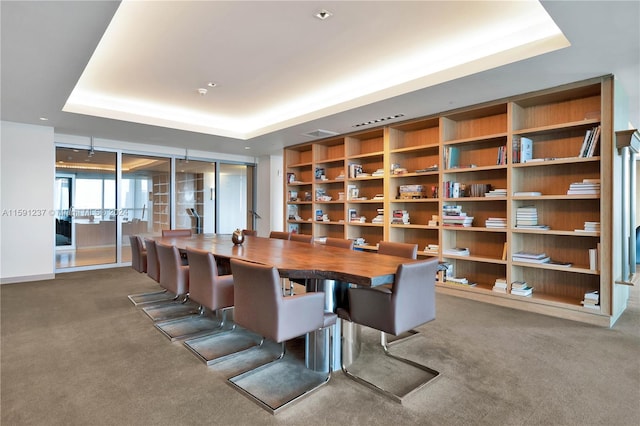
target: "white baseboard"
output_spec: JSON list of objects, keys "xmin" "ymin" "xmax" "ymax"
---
[{"xmin": 0, "ymin": 273, "xmax": 55, "ymax": 285}]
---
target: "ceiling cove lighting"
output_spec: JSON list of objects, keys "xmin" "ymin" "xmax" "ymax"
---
[
  {"xmin": 62, "ymin": 1, "xmax": 569, "ymax": 140},
  {"xmin": 353, "ymin": 114, "xmax": 405, "ymax": 128}
]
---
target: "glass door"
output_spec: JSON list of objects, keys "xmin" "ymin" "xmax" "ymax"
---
[
  {"xmin": 175, "ymin": 159, "xmax": 215, "ymax": 234},
  {"xmin": 121, "ymin": 154, "xmax": 171, "ymax": 262},
  {"xmin": 55, "ymin": 147, "xmax": 117, "ymax": 269},
  {"xmin": 218, "ymin": 163, "xmax": 255, "ymax": 234}
]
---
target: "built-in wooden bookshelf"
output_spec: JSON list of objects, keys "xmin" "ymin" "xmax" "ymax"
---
[{"xmin": 283, "ymin": 76, "xmax": 623, "ymax": 326}]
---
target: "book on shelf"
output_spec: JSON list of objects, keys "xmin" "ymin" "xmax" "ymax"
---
[
  {"xmin": 513, "ymin": 191, "xmax": 542, "ymax": 197},
  {"xmin": 496, "ymin": 145, "xmax": 507, "ymax": 165},
  {"xmin": 485, "ymin": 188, "xmax": 507, "ymax": 197},
  {"xmin": 589, "ymin": 247, "xmax": 599, "ymax": 270},
  {"xmin": 391, "ymin": 209, "xmax": 410, "ymax": 224},
  {"xmin": 511, "ymin": 286, "xmax": 533, "ymax": 297},
  {"xmin": 485, "ymin": 217, "xmax": 507, "ymax": 228},
  {"xmin": 444, "ymin": 146, "xmax": 460, "ymax": 169},
  {"xmin": 567, "ymin": 179, "xmax": 601, "ymax": 195},
  {"xmin": 443, "ymin": 247, "xmax": 470, "ymax": 256},
  {"xmin": 513, "ymin": 251, "xmax": 551, "ymax": 264},
  {"xmin": 581, "ymin": 289, "xmax": 600, "ymax": 309},
  {"xmin": 288, "ymin": 223, "xmax": 299, "ymax": 233},
  {"xmin": 520, "ymin": 137, "xmax": 533, "ymax": 163},
  {"xmin": 286, "ymin": 172, "xmax": 296, "ymax": 184},
  {"xmin": 315, "ymin": 167, "xmax": 326, "ymax": 180},
  {"xmin": 424, "ymin": 244, "xmax": 439, "ymax": 254},
  {"xmin": 315, "ymin": 209, "xmax": 323, "ymax": 221},
  {"xmin": 547, "ymin": 259, "xmax": 572, "ymax": 267},
  {"xmin": 348, "ymin": 163, "xmax": 363, "ymax": 178},
  {"xmin": 579, "ymin": 125, "xmax": 601, "ymax": 158}
]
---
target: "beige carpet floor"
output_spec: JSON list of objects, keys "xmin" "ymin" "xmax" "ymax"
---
[{"xmin": 1, "ymin": 267, "xmax": 639, "ymax": 425}]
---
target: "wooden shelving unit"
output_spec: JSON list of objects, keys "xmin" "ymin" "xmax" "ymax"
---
[{"xmin": 283, "ymin": 76, "xmax": 622, "ymax": 326}]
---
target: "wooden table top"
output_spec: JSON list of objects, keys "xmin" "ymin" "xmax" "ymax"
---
[{"xmin": 153, "ymin": 234, "xmax": 420, "ymax": 286}]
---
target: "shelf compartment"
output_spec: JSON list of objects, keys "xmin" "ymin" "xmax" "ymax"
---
[
  {"xmin": 512, "ymin": 83, "xmax": 601, "ymax": 131},
  {"xmin": 313, "ymin": 138, "xmax": 345, "ymax": 163},
  {"xmin": 287, "ymin": 203, "xmax": 314, "ymax": 222},
  {"xmin": 286, "ymin": 167, "xmax": 314, "ymax": 184},
  {"xmin": 346, "ymin": 225, "xmax": 384, "ymax": 247},
  {"xmin": 389, "ymin": 174, "xmax": 439, "ymax": 201},
  {"xmin": 312, "ymin": 203, "xmax": 345, "ymax": 223},
  {"xmin": 389, "ymin": 227, "xmax": 439, "ymax": 252},
  {"xmin": 314, "ymin": 181, "xmax": 346, "ymax": 202},
  {"xmin": 313, "ymin": 222, "xmax": 346, "ymax": 239},
  {"xmin": 510, "ymin": 267, "xmax": 600, "ymax": 306},
  {"xmin": 389, "ymin": 145, "xmax": 440, "ymax": 173},
  {"xmin": 443, "ymin": 135, "xmax": 509, "ymax": 170},
  {"xmin": 388, "ymin": 200, "xmax": 439, "ymax": 226},
  {"xmin": 442, "ymin": 228, "xmax": 507, "ymax": 261},
  {"xmin": 512, "ymin": 199, "xmax": 600, "ymax": 232},
  {"xmin": 510, "ymin": 232, "xmax": 600, "ymax": 271},
  {"xmin": 388, "ymin": 117, "xmax": 440, "ymax": 150},
  {"xmin": 313, "ymin": 162, "xmax": 345, "ymax": 182},
  {"xmin": 441, "ymin": 103, "xmax": 508, "ymax": 142},
  {"xmin": 346, "ymin": 129, "xmax": 384, "ymax": 158},
  {"xmin": 287, "ymin": 221, "xmax": 313, "ymax": 235},
  {"xmin": 286, "ymin": 145, "xmax": 313, "ymax": 166},
  {"xmin": 345, "ymin": 179, "xmax": 384, "ymax": 201},
  {"xmin": 442, "ymin": 168, "xmax": 508, "ymax": 197},
  {"xmin": 512, "ymin": 122, "xmax": 601, "ymax": 160},
  {"xmin": 512, "ymin": 160, "xmax": 600, "ymax": 196},
  {"xmin": 441, "ymin": 259, "xmax": 507, "ymax": 291},
  {"xmin": 442, "ymin": 199, "xmax": 507, "ymax": 228}
]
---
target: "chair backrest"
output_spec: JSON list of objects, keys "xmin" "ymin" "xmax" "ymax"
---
[
  {"xmin": 144, "ymin": 238, "xmax": 160, "ymax": 282},
  {"xmin": 290, "ymin": 233, "xmax": 313, "ymax": 243},
  {"xmin": 269, "ymin": 231, "xmax": 290, "ymax": 240},
  {"xmin": 230, "ymin": 259, "xmax": 324, "ymax": 343},
  {"xmin": 155, "ymin": 242, "xmax": 189, "ymax": 295},
  {"xmin": 129, "ymin": 235, "xmax": 147, "ymax": 273},
  {"xmin": 242, "ymin": 229, "xmax": 257, "ymax": 237},
  {"xmin": 378, "ymin": 241, "xmax": 418, "ymax": 259},
  {"xmin": 162, "ymin": 229, "xmax": 192, "ymax": 237},
  {"xmin": 325, "ymin": 237, "xmax": 354, "ymax": 250},
  {"xmin": 391, "ymin": 258, "xmax": 439, "ymax": 334},
  {"xmin": 186, "ymin": 247, "xmax": 234, "ymax": 311}
]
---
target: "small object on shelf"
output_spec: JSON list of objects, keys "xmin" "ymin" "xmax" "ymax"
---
[
  {"xmin": 512, "ymin": 251, "xmax": 550, "ymax": 263},
  {"xmin": 581, "ymin": 290, "xmax": 600, "ymax": 309},
  {"xmin": 443, "ymin": 247, "xmax": 470, "ymax": 256},
  {"xmin": 520, "ymin": 137, "xmax": 533, "ymax": 163},
  {"xmin": 511, "ymin": 281, "xmax": 533, "ymax": 296},
  {"xmin": 567, "ymin": 179, "xmax": 601, "ymax": 195},
  {"xmin": 514, "ymin": 191, "xmax": 542, "ymax": 196},
  {"xmin": 485, "ymin": 188, "xmax": 507, "ymax": 197}
]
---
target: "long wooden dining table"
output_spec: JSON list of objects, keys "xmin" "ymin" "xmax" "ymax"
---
[
  {"xmin": 151, "ymin": 233, "xmax": 422, "ymax": 371},
  {"xmin": 154, "ymin": 233, "xmax": 417, "ymax": 286}
]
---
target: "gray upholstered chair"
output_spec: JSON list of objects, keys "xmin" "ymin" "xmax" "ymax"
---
[
  {"xmin": 339, "ymin": 257, "xmax": 440, "ymax": 402},
  {"xmin": 290, "ymin": 233, "xmax": 313, "ymax": 243},
  {"xmin": 127, "ymin": 236, "xmax": 175, "ymax": 306},
  {"xmin": 155, "ymin": 247, "xmax": 235, "ymax": 341},
  {"xmin": 162, "ymin": 228, "xmax": 192, "ymax": 237},
  {"xmin": 325, "ymin": 237, "xmax": 354, "ymax": 250},
  {"xmin": 269, "ymin": 231, "xmax": 290, "ymax": 240},
  {"xmin": 129, "ymin": 235, "xmax": 147, "ymax": 273},
  {"xmin": 142, "ymin": 242, "xmax": 199, "ymax": 322},
  {"xmin": 377, "ymin": 241, "xmax": 418, "ymax": 259},
  {"xmin": 144, "ymin": 237, "xmax": 160, "ymax": 283},
  {"xmin": 227, "ymin": 258, "xmax": 337, "ymax": 414}
]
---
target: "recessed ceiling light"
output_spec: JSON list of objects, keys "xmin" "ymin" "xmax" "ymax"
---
[
  {"xmin": 315, "ymin": 9, "xmax": 332, "ymax": 20},
  {"xmin": 207, "ymin": 82, "xmax": 217, "ymax": 88},
  {"xmin": 244, "ymin": 146, "xmax": 251, "ymax": 150},
  {"xmin": 39, "ymin": 117, "xmax": 48, "ymax": 121}
]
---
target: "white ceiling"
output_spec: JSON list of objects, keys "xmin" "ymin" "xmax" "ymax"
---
[{"xmin": 1, "ymin": 1, "xmax": 639, "ymax": 158}]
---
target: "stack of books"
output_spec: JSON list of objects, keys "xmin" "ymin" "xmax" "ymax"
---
[
  {"xmin": 567, "ymin": 179, "xmax": 600, "ymax": 195},
  {"xmin": 443, "ymin": 247, "xmax": 470, "ymax": 256},
  {"xmin": 485, "ymin": 217, "xmax": 507, "ymax": 228},
  {"xmin": 445, "ymin": 276, "xmax": 476, "ymax": 287},
  {"xmin": 424, "ymin": 244, "xmax": 439, "ymax": 255},
  {"xmin": 516, "ymin": 206, "xmax": 549, "ymax": 230},
  {"xmin": 512, "ymin": 251, "xmax": 551, "ymax": 264},
  {"xmin": 391, "ymin": 209, "xmax": 410, "ymax": 224},
  {"xmin": 493, "ymin": 278, "xmax": 508, "ymax": 293},
  {"xmin": 576, "ymin": 221, "xmax": 601, "ymax": 233},
  {"xmin": 581, "ymin": 290, "xmax": 600, "ymax": 310},
  {"xmin": 442, "ymin": 205, "xmax": 473, "ymax": 227},
  {"xmin": 371, "ymin": 208, "xmax": 385, "ymax": 224},
  {"xmin": 511, "ymin": 281, "xmax": 533, "ymax": 297},
  {"xmin": 467, "ymin": 183, "xmax": 491, "ymax": 197},
  {"xmin": 372, "ymin": 168, "xmax": 385, "ymax": 177},
  {"xmin": 427, "ymin": 215, "xmax": 439, "ymax": 227},
  {"xmin": 485, "ymin": 188, "xmax": 507, "ymax": 198},
  {"xmin": 353, "ymin": 237, "xmax": 366, "ymax": 246}
]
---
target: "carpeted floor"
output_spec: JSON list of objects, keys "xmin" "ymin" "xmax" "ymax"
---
[{"xmin": 1, "ymin": 267, "xmax": 639, "ymax": 425}]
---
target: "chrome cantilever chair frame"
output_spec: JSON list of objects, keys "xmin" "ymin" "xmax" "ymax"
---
[
  {"xmin": 128, "ymin": 236, "xmax": 175, "ymax": 306},
  {"xmin": 155, "ymin": 246, "xmax": 236, "ymax": 342},
  {"xmin": 226, "ymin": 258, "xmax": 336, "ymax": 415},
  {"xmin": 340, "ymin": 258, "xmax": 440, "ymax": 403},
  {"xmin": 142, "ymin": 242, "xmax": 199, "ymax": 322}
]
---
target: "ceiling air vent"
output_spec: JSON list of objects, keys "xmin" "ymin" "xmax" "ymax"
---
[
  {"xmin": 302, "ymin": 129, "xmax": 340, "ymax": 139},
  {"xmin": 352, "ymin": 113, "xmax": 405, "ymax": 128}
]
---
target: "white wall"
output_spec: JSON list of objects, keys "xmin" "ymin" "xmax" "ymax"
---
[{"xmin": 1, "ymin": 121, "xmax": 55, "ymax": 283}]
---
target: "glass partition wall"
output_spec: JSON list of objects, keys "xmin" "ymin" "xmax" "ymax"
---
[{"xmin": 55, "ymin": 146, "xmax": 253, "ymax": 270}]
